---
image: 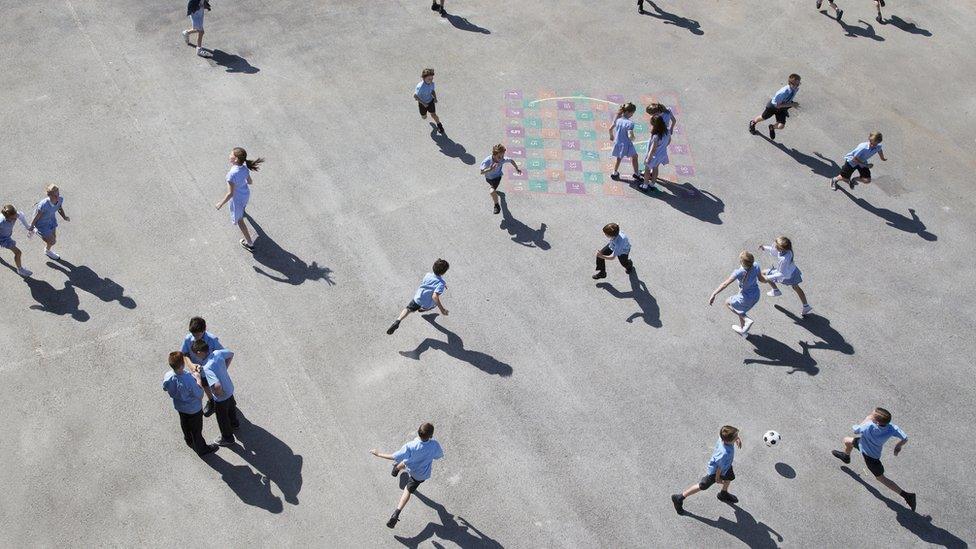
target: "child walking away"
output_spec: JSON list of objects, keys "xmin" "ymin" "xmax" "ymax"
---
[
  {"xmin": 431, "ymin": 0, "xmax": 446, "ymax": 17},
  {"xmin": 832, "ymin": 407, "xmax": 916, "ymax": 511},
  {"xmin": 387, "ymin": 259, "xmax": 449, "ymax": 335},
  {"xmin": 1, "ymin": 204, "xmax": 35, "ymax": 277},
  {"xmin": 830, "ymin": 132, "xmax": 886, "ymax": 191},
  {"xmin": 609, "ymin": 103, "xmax": 642, "ymax": 182},
  {"xmin": 480, "ymin": 144, "xmax": 522, "ymax": 214},
  {"xmin": 180, "ymin": 316, "xmax": 224, "ymax": 417},
  {"xmin": 709, "ymin": 251, "xmax": 767, "ymax": 336},
  {"xmin": 215, "ymin": 147, "xmax": 263, "ymax": 251},
  {"xmin": 759, "ymin": 237, "xmax": 812, "ymax": 315},
  {"xmin": 640, "ymin": 115, "xmax": 670, "ymax": 192},
  {"xmin": 370, "ymin": 422, "xmax": 444, "ymax": 528},
  {"xmin": 817, "ymin": 0, "xmax": 885, "ymax": 23},
  {"xmin": 672, "ymin": 426, "xmax": 743, "ymax": 515},
  {"xmin": 646, "ymin": 103, "xmax": 677, "ymax": 135},
  {"xmin": 593, "ymin": 223, "xmax": 633, "ymax": 279},
  {"xmin": 28, "ymin": 184, "xmax": 69, "ymax": 261},
  {"xmin": 749, "ymin": 74, "xmax": 801, "ymax": 140},
  {"xmin": 182, "ymin": 0, "xmax": 212, "ymax": 57},
  {"xmin": 415, "ymin": 68, "xmax": 444, "ymax": 135}
]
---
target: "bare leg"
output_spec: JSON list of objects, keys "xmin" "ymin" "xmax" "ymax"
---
[
  {"xmin": 767, "ymin": 280, "xmax": 780, "ymax": 291},
  {"xmin": 490, "ymin": 189, "xmax": 499, "ymax": 207},
  {"xmin": 43, "ymin": 232, "xmax": 57, "ymax": 252},
  {"xmin": 612, "ymin": 157, "xmax": 622, "ymax": 173},
  {"xmin": 680, "ymin": 483, "xmax": 702, "ymax": 499},
  {"xmin": 429, "ymin": 111, "xmax": 441, "ymax": 125},
  {"xmin": 792, "ymin": 284, "xmax": 809, "ymax": 305},
  {"xmin": 395, "ymin": 308, "xmax": 413, "ymax": 323},
  {"xmin": 630, "ymin": 155, "xmax": 640, "ymax": 175},
  {"xmin": 775, "ymin": 122, "xmax": 786, "ymax": 130},
  {"xmin": 720, "ymin": 480, "xmax": 732, "ymax": 492},
  {"xmin": 726, "ymin": 303, "xmax": 746, "ymax": 328},
  {"xmin": 396, "ymin": 487, "xmax": 413, "ymax": 511},
  {"xmin": 877, "ymin": 474, "xmax": 904, "ymax": 495},
  {"xmin": 237, "ymin": 219, "xmax": 253, "ymax": 245},
  {"xmin": 197, "ymin": 30, "xmax": 204, "ymax": 49},
  {"xmin": 842, "ymin": 436, "xmax": 854, "ymax": 454},
  {"xmin": 751, "ymin": 115, "xmax": 764, "ymax": 125},
  {"xmin": 12, "ymin": 246, "xmax": 23, "ymax": 269}
]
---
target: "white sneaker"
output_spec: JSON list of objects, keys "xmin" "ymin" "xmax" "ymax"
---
[
  {"xmin": 639, "ymin": 182, "xmax": 649, "ymax": 190},
  {"xmin": 197, "ymin": 48, "xmax": 211, "ymax": 58},
  {"xmin": 741, "ymin": 317, "xmax": 754, "ymax": 333},
  {"xmin": 45, "ymin": 249, "xmax": 60, "ymax": 260},
  {"xmin": 801, "ymin": 304, "xmax": 814, "ymax": 316},
  {"xmin": 181, "ymin": 29, "xmax": 191, "ymax": 44},
  {"xmin": 17, "ymin": 267, "xmax": 32, "ymax": 277},
  {"xmin": 767, "ymin": 288, "xmax": 782, "ymax": 297},
  {"xmin": 731, "ymin": 325, "xmax": 746, "ymax": 336}
]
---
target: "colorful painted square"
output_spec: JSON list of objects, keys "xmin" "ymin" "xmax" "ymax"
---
[
  {"xmin": 578, "ymin": 129, "xmax": 597, "ymax": 140},
  {"xmin": 566, "ymin": 182, "xmax": 586, "ymax": 194},
  {"xmin": 561, "ymin": 140, "xmax": 580, "ymax": 151},
  {"xmin": 597, "ymin": 140, "xmax": 614, "ymax": 152},
  {"xmin": 669, "ymin": 143, "xmax": 690, "ymax": 155},
  {"xmin": 506, "ymin": 107, "xmax": 523, "ymax": 118},
  {"xmin": 526, "ymin": 158, "xmax": 546, "ymax": 170},
  {"xmin": 528, "ymin": 180, "xmax": 548, "ymax": 192},
  {"xmin": 581, "ymin": 150, "xmax": 600, "ymax": 161},
  {"xmin": 576, "ymin": 111, "xmax": 595, "ymax": 121},
  {"xmin": 506, "ymin": 90, "xmax": 523, "ymax": 101},
  {"xmin": 524, "ymin": 117, "xmax": 543, "ymax": 129},
  {"xmin": 543, "ymin": 149, "xmax": 562, "ymax": 160},
  {"xmin": 508, "ymin": 168, "xmax": 527, "ymax": 180},
  {"xmin": 546, "ymin": 169, "xmax": 565, "ymax": 181},
  {"xmin": 604, "ymin": 183, "xmax": 626, "ymax": 196},
  {"xmin": 507, "ymin": 125, "xmax": 524, "ymax": 138},
  {"xmin": 541, "ymin": 128, "xmax": 560, "ymax": 139},
  {"xmin": 674, "ymin": 165, "xmax": 695, "ymax": 176},
  {"xmin": 558, "ymin": 119, "xmax": 578, "ymax": 130},
  {"xmin": 584, "ymin": 171, "xmax": 604, "ymax": 183},
  {"xmin": 564, "ymin": 160, "xmax": 582, "ymax": 171},
  {"xmin": 526, "ymin": 137, "xmax": 544, "ymax": 149},
  {"xmin": 606, "ymin": 94, "xmax": 624, "ymax": 103},
  {"xmin": 508, "ymin": 147, "xmax": 525, "ymax": 158},
  {"xmin": 557, "ymin": 100, "xmax": 575, "ymax": 111}
]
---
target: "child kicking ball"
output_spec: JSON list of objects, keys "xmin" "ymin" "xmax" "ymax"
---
[{"xmin": 672, "ymin": 426, "xmax": 743, "ymax": 515}]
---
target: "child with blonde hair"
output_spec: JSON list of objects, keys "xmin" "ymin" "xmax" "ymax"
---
[
  {"xmin": 759, "ymin": 236, "xmax": 812, "ymax": 315},
  {"xmin": 710, "ymin": 251, "xmax": 767, "ymax": 336},
  {"xmin": 609, "ymin": 102, "xmax": 642, "ymax": 182},
  {"xmin": 28, "ymin": 184, "xmax": 70, "ymax": 260},
  {"xmin": 830, "ymin": 132, "xmax": 886, "ymax": 191},
  {"xmin": 216, "ymin": 147, "xmax": 264, "ymax": 250},
  {"xmin": 1, "ymin": 204, "xmax": 35, "ymax": 277},
  {"xmin": 480, "ymin": 144, "xmax": 522, "ymax": 214}
]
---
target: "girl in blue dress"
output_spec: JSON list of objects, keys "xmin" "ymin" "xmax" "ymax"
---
[
  {"xmin": 28, "ymin": 184, "xmax": 70, "ymax": 260},
  {"xmin": 215, "ymin": 147, "xmax": 263, "ymax": 251},
  {"xmin": 640, "ymin": 114, "xmax": 671, "ymax": 192},
  {"xmin": 609, "ymin": 102, "xmax": 642, "ymax": 182},
  {"xmin": 759, "ymin": 236, "xmax": 813, "ymax": 316},
  {"xmin": 709, "ymin": 251, "xmax": 767, "ymax": 336}
]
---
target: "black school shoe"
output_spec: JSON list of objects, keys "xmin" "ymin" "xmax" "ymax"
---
[
  {"xmin": 203, "ymin": 399, "xmax": 215, "ymax": 417},
  {"xmin": 749, "ymin": 120, "xmax": 758, "ymax": 135},
  {"xmin": 386, "ymin": 320, "xmax": 400, "ymax": 335},
  {"xmin": 436, "ymin": 123, "xmax": 445, "ymax": 135},
  {"xmin": 831, "ymin": 450, "xmax": 851, "ymax": 464},
  {"xmin": 904, "ymin": 492, "xmax": 916, "ymax": 512},
  {"xmin": 768, "ymin": 124, "xmax": 776, "ymax": 140},
  {"xmin": 430, "ymin": 2, "xmax": 438, "ymax": 10},
  {"xmin": 198, "ymin": 444, "xmax": 219, "ymax": 457},
  {"xmin": 836, "ymin": 9, "xmax": 844, "ymax": 21},
  {"xmin": 391, "ymin": 463, "xmax": 399, "ymax": 477},
  {"xmin": 440, "ymin": 7, "xmax": 446, "ymax": 16},
  {"xmin": 876, "ymin": 14, "xmax": 884, "ymax": 23},
  {"xmin": 717, "ymin": 491, "xmax": 739, "ymax": 503},
  {"xmin": 386, "ymin": 514, "xmax": 399, "ymax": 528},
  {"xmin": 816, "ymin": 0, "xmax": 823, "ymax": 8},
  {"xmin": 592, "ymin": 271, "xmax": 607, "ymax": 280},
  {"xmin": 671, "ymin": 494, "xmax": 685, "ymax": 515},
  {"xmin": 493, "ymin": 203, "xmax": 501, "ymax": 214}
]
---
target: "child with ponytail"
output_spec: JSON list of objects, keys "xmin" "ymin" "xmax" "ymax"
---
[
  {"xmin": 215, "ymin": 147, "xmax": 263, "ymax": 251},
  {"xmin": 609, "ymin": 102, "xmax": 642, "ymax": 183}
]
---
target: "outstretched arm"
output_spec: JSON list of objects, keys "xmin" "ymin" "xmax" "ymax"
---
[
  {"xmin": 370, "ymin": 449, "xmax": 394, "ymax": 460},
  {"xmin": 709, "ymin": 276, "xmax": 735, "ymax": 305}
]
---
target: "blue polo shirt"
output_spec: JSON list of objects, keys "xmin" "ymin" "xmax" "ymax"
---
[
  {"xmin": 853, "ymin": 421, "xmax": 907, "ymax": 459},
  {"xmin": 706, "ymin": 439, "xmax": 735, "ymax": 475},
  {"xmin": 392, "ymin": 437, "xmax": 444, "ymax": 481},
  {"xmin": 415, "ymin": 80, "xmax": 435, "ymax": 104},
  {"xmin": 181, "ymin": 332, "xmax": 224, "ymax": 366},
  {"xmin": 771, "ymin": 84, "xmax": 798, "ymax": 107},
  {"xmin": 481, "ymin": 155, "xmax": 513, "ymax": 179},
  {"xmin": 608, "ymin": 233, "xmax": 631, "ymax": 256},
  {"xmin": 845, "ymin": 142, "xmax": 883, "ymax": 166},
  {"xmin": 203, "ymin": 349, "xmax": 235, "ymax": 402},
  {"xmin": 163, "ymin": 370, "xmax": 204, "ymax": 414},
  {"xmin": 413, "ymin": 273, "xmax": 446, "ymax": 310}
]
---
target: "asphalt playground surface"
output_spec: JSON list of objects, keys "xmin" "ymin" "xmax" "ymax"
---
[{"xmin": 2, "ymin": 1, "xmax": 975, "ymax": 547}]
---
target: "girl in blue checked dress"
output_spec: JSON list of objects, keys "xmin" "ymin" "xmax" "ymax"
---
[
  {"xmin": 709, "ymin": 251, "xmax": 767, "ymax": 336},
  {"xmin": 215, "ymin": 147, "xmax": 263, "ymax": 251},
  {"xmin": 609, "ymin": 102, "xmax": 642, "ymax": 182}
]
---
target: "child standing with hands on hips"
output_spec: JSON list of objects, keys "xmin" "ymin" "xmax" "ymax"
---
[
  {"xmin": 1, "ymin": 204, "xmax": 35, "ymax": 277},
  {"xmin": 216, "ymin": 147, "xmax": 263, "ymax": 251},
  {"xmin": 710, "ymin": 251, "xmax": 766, "ymax": 336},
  {"xmin": 759, "ymin": 236, "xmax": 812, "ymax": 315},
  {"xmin": 609, "ymin": 102, "xmax": 642, "ymax": 182},
  {"xmin": 480, "ymin": 144, "xmax": 522, "ymax": 215},
  {"xmin": 29, "ymin": 184, "xmax": 69, "ymax": 260}
]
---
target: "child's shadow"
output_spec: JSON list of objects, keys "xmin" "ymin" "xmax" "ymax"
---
[
  {"xmin": 26, "ymin": 279, "xmax": 90, "ymax": 322},
  {"xmin": 888, "ymin": 15, "xmax": 932, "ymax": 37},
  {"xmin": 837, "ymin": 187, "xmax": 937, "ymax": 241},
  {"xmin": 636, "ymin": 181, "xmax": 724, "ymax": 225},
  {"xmin": 429, "ymin": 123, "xmax": 475, "ymax": 165},
  {"xmin": 498, "ymin": 192, "xmax": 550, "ymax": 250},
  {"xmin": 399, "ymin": 314, "xmax": 513, "ymax": 377},
  {"xmin": 760, "ymin": 136, "xmax": 839, "ymax": 178},
  {"xmin": 47, "ymin": 259, "xmax": 136, "ymax": 309},
  {"xmin": 245, "ymin": 213, "xmax": 336, "ymax": 285},
  {"xmin": 394, "ymin": 490, "xmax": 503, "ymax": 548},
  {"xmin": 639, "ymin": 1, "xmax": 704, "ymax": 35},
  {"xmin": 821, "ymin": 11, "xmax": 885, "ymax": 41},
  {"xmin": 685, "ymin": 504, "xmax": 784, "ymax": 549},
  {"xmin": 775, "ymin": 305, "xmax": 854, "ymax": 355},
  {"xmin": 595, "ymin": 270, "xmax": 662, "ymax": 328},
  {"xmin": 445, "ymin": 12, "xmax": 490, "ymax": 34},
  {"xmin": 209, "ymin": 49, "xmax": 260, "ymax": 74},
  {"xmin": 743, "ymin": 334, "xmax": 819, "ymax": 376}
]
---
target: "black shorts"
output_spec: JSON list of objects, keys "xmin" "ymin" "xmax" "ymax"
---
[
  {"xmin": 853, "ymin": 438, "xmax": 885, "ymax": 476},
  {"xmin": 839, "ymin": 161, "xmax": 871, "ymax": 180},
  {"xmin": 419, "ymin": 101, "xmax": 436, "ymax": 116},
  {"xmin": 405, "ymin": 475, "xmax": 425, "ymax": 493},
  {"xmin": 485, "ymin": 176, "xmax": 502, "ymax": 190},
  {"xmin": 760, "ymin": 103, "xmax": 789, "ymax": 125},
  {"xmin": 405, "ymin": 299, "xmax": 424, "ymax": 312},
  {"xmin": 698, "ymin": 466, "xmax": 735, "ymax": 490}
]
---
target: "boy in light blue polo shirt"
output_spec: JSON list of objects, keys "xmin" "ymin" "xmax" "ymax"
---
[
  {"xmin": 387, "ymin": 259, "xmax": 449, "ymax": 335},
  {"xmin": 414, "ymin": 68, "xmax": 444, "ymax": 135},
  {"xmin": 163, "ymin": 351, "xmax": 217, "ymax": 456},
  {"xmin": 749, "ymin": 74, "xmax": 801, "ymax": 140},
  {"xmin": 191, "ymin": 340, "xmax": 238, "ymax": 446},
  {"xmin": 480, "ymin": 144, "xmax": 522, "ymax": 214},
  {"xmin": 832, "ymin": 407, "xmax": 915, "ymax": 511},
  {"xmin": 180, "ymin": 316, "xmax": 223, "ymax": 417},
  {"xmin": 593, "ymin": 223, "xmax": 633, "ymax": 279},
  {"xmin": 370, "ymin": 422, "xmax": 444, "ymax": 528},
  {"xmin": 672, "ymin": 425, "xmax": 742, "ymax": 515},
  {"xmin": 830, "ymin": 132, "xmax": 887, "ymax": 190}
]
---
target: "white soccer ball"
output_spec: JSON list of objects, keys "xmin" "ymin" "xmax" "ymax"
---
[{"xmin": 763, "ymin": 431, "xmax": 781, "ymax": 447}]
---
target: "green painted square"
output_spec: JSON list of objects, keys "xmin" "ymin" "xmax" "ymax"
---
[
  {"xmin": 633, "ymin": 123, "xmax": 647, "ymax": 134},
  {"xmin": 576, "ymin": 111, "xmax": 595, "ymax": 121},
  {"xmin": 525, "ymin": 137, "xmax": 544, "ymax": 149},
  {"xmin": 578, "ymin": 128, "xmax": 597, "ymax": 140},
  {"xmin": 636, "ymin": 142, "xmax": 649, "ymax": 153},
  {"xmin": 584, "ymin": 172, "xmax": 604, "ymax": 183},
  {"xmin": 523, "ymin": 100, "xmax": 540, "ymax": 110},
  {"xmin": 528, "ymin": 180, "xmax": 548, "ymax": 192},
  {"xmin": 581, "ymin": 150, "xmax": 600, "ymax": 161},
  {"xmin": 526, "ymin": 158, "xmax": 547, "ymax": 170},
  {"xmin": 524, "ymin": 117, "xmax": 542, "ymax": 129}
]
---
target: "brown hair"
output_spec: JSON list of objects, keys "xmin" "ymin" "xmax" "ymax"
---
[
  {"xmin": 492, "ymin": 144, "xmax": 506, "ymax": 155},
  {"xmin": 432, "ymin": 258, "xmax": 450, "ymax": 276},
  {"xmin": 720, "ymin": 425, "xmax": 739, "ymax": 443},
  {"xmin": 775, "ymin": 236, "xmax": 792, "ymax": 253},
  {"xmin": 418, "ymin": 422, "xmax": 435, "ymax": 440},
  {"xmin": 645, "ymin": 102, "xmax": 668, "ymax": 115},
  {"xmin": 421, "ymin": 68, "xmax": 435, "ymax": 78},
  {"xmin": 739, "ymin": 251, "xmax": 755, "ymax": 269},
  {"xmin": 1, "ymin": 204, "xmax": 15, "ymax": 218},
  {"xmin": 874, "ymin": 407, "xmax": 892, "ymax": 426},
  {"xmin": 788, "ymin": 73, "xmax": 801, "ymax": 83},
  {"xmin": 617, "ymin": 102, "xmax": 637, "ymax": 116},
  {"xmin": 650, "ymin": 114, "xmax": 667, "ymax": 137},
  {"xmin": 870, "ymin": 131, "xmax": 883, "ymax": 143},
  {"xmin": 232, "ymin": 147, "xmax": 265, "ymax": 171},
  {"xmin": 190, "ymin": 339, "xmax": 210, "ymax": 355},
  {"xmin": 188, "ymin": 316, "xmax": 206, "ymax": 334},
  {"xmin": 168, "ymin": 351, "xmax": 184, "ymax": 369},
  {"xmin": 602, "ymin": 223, "xmax": 620, "ymax": 237}
]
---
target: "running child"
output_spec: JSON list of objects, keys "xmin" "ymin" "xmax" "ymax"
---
[
  {"xmin": 480, "ymin": 144, "xmax": 522, "ymax": 215},
  {"xmin": 832, "ymin": 407, "xmax": 916, "ymax": 511},
  {"xmin": 609, "ymin": 102, "xmax": 642, "ymax": 182},
  {"xmin": 28, "ymin": 184, "xmax": 69, "ymax": 260},
  {"xmin": 430, "ymin": 0, "xmax": 446, "ymax": 17},
  {"xmin": 646, "ymin": 102, "xmax": 677, "ymax": 134},
  {"xmin": 671, "ymin": 425, "xmax": 743, "ymax": 515},
  {"xmin": 817, "ymin": 0, "xmax": 886, "ymax": 23},
  {"xmin": 387, "ymin": 259, "xmax": 449, "ymax": 335},
  {"xmin": 709, "ymin": 251, "xmax": 767, "ymax": 336},
  {"xmin": 370, "ymin": 422, "xmax": 444, "ymax": 528},
  {"xmin": 640, "ymin": 115, "xmax": 670, "ymax": 192},
  {"xmin": 414, "ymin": 68, "xmax": 444, "ymax": 135},
  {"xmin": 749, "ymin": 74, "xmax": 801, "ymax": 140},
  {"xmin": 1, "ymin": 204, "xmax": 35, "ymax": 277},
  {"xmin": 180, "ymin": 316, "xmax": 224, "ymax": 417},
  {"xmin": 215, "ymin": 147, "xmax": 263, "ymax": 250},
  {"xmin": 593, "ymin": 223, "xmax": 633, "ymax": 279},
  {"xmin": 182, "ymin": 0, "xmax": 212, "ymax": 57},
  {"xmin": 759, "ymin": 236, "xmax": 813, "ymax": 315},
  {"xmin": 829, "ymin": 132, "xmax": 886, "ymax": 191}
]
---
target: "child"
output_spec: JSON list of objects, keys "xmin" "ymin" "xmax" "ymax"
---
[
  {"xmin": 749, "ymin": 74, "xmax": 801, "ymax": 140},
  {"xmin": 180, "ymin": 316, "xmax": 224, "ymax": 417},
  {"xmin": 215, "ymin": 147, "xmax": 263, "ymax": 250},
  {"xmin": 829, "ymin": 132, "xmax": 886, "ymax": 191},
  {"xmin": 430, "ymin": 0, "xmax": 446, "ymax": 16},
  {"xmin": 28, "ymin": 184, "xmax": 69, "ymax": 260},
  {"xmin": 759, "ymin": 237, "xmax": 813, "ymax": 315},
  {"xmin": 816, "ymin": 0, "xmax": 885, "ymax": 23},
  {"xmin": 593, "ymin": 223, "xmax": 633, "ymax": 279},
  {"xmin": 709, "ymin": 251, "xmax": 767, "ymax": 336},
  {"xmin": 1, "ymin": 204, "xmax": 35, "ymax": 277},
  {"xmin": 671, "ymin": 425, "xmax": 743, "ymax": 515},
  {"xmin": 640, "ymin": 115, "xmax": 670, "ymax": 192},
  {"xmin": 646, "ymin": 102, "xmax": 677, "ymax": 135},
  {"xmin": 414, "ymin": 68, "xmax": 444, "ymax": 135},
  {"xmin": 480, "ymin": 144, "xmax": 522, "ymax": 215},
  {"xmin": 387, "ymin": 259, "xmax": 450, "ymax": 335},
  {"xmin": 609, "ymin": 103, "xmax": 642, "ymax": 182},
  {"xmin": 163, "ymin": 351, "xmax": 218, "ymax": 457},
  {"xmin": 182, "ymin": 0, "xmax": 212, "ymax": 57},
  {"xmin": 370, "ymin": 422, "xmax": 444, "ymax": 528},
  {"xmin": 190, "ymin": 340, "xmax": 238, "ymax": 446},
  {"xmin": 832, "ymin": 407, "xmax": 915, "ymax": 511}
]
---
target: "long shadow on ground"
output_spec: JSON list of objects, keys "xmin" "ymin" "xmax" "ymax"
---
[{"xmin": 400, "ymin": 314, "xmax": 512, "ymax": 377}]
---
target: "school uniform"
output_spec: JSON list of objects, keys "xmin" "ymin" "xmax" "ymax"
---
[
  {"xmin": 659, "ymin": 109, "xmax": 675, "ymax": 133},
  {"xmin": 181, "ymin": 332, "xmax": 223, "ymax": 399},
  {"xmin": 645, "ymin": 132, "xmax": 671, "ymax": 170},
  {"xmin": 761, "ymin": 247, "xmax": 803, "ymax": 285},
  {"xmin": 840, "ymin": 142, "xmax": 883, "ymax": 179},
  {"xmin": 202, "ymin": 349, "xmax": 238, "ymax": 443},
  {"xmin": 392, "ymin": 437, "xmax": 444, "ymax": 493},
  {"xmin": 698, "ymin": 439, "xmax": 736, "ymax": 489},
  {"xmin": 415, "ymin": 81, "xmax": 436, "ymax": 116},
  {"xmin": 163, "ymin": 369, "xmax": 211, "ymax": 455},
  {"xmin": 760, "ymin": 85, "xmax": 799, "ymax": 125},
  {"xmin": 727, "ymin": 264, "xmax": 761, "ymax": 314},
  {"xmin": 0, "ymin": 213, "xmax": 30, "ymax": 249},
  {"xmin": 226, "ymin": 164, "xmax": 250, "ymax": 224},
  {"xmin": 611, "ymin": 117, "xmax": 637, "ymax": 158},
  {"xmin": 851, "ymin": 421, "xmax": 908, "ymax": 476},
  {"xmin": 187, "ymin": 0, "xmax": 210, "ymax": 30},
  {"xmin": 481, "ymin": 155, "xmax": 514, "ymax": 189},
  {"xmin": 407, "ymin": 272, "xmax": 446, "ymax": 312},
  {"xmin": 33, "ymin": 196, "xmax": 63, "ymax": 238},
  {"xmin": 597, "ymin": 233, "xmax": 633, "ymax": 273}
]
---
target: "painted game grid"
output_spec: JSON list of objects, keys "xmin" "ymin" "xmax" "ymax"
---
[{"xmin": 502, "ymin": 90, "xmax": 696, "ymax": 197}]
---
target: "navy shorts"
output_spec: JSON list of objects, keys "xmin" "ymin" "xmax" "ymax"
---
[
  {"xmin": 760, "ymin": 103, "xmax": 789, "ymax": 125},
  {"xmin": 698, "ymin": 466, "xmax": 735, "ymax": 490},
  {"xmin": 839, "ymin": 161, "xmax": 871, "ymax": 180},
  {"xmin": 405, "ymin": 300, "xmax": 424, "ymax": 312},
  {"xmin": 419, "ymin": 101, "xmax": 436, "ymax": 116},
  {"xmin": 853, "ymin": 438, "xmax": 885, "ymax": 476},
  {"xmin": 485, "ymin": 177, "xmax": 502, "ymax": 190},
  {"xmin": 405, "ymin": 475, "xmax": 424, "ymax": 493}
]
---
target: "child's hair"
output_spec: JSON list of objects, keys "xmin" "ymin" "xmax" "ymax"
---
[
  {"xmin": 188, "ymin": 316, "xmax": 206, "ymax": 334},
  {"xmin": 1, "ymin": 204, "xmax": 15, "ymax": 218},
  {"xmin": 190, "ymin": 339, "xmax": 210, "ymax": 355},
  {"xmin": 720, "ymin": 425, "xmax": 739, "ymax": 443},
  {"xmin": 602, "ymin": 222, "xmax": 620, "ymax": 237},
  {"xmin": 492, "ymin": 144, "xmax": 506, "ymax": 155},
  {"xmin": 739, "ymin": 251, "xmax": 755, "ymax": 269},
  {"xmin": 168, "ymin": 351, "xmax": 184, "ymax": 369},
  {"xmin": 232, "ymin": 147, "xmax": 265, "ymax": 171},
  {"xmin": 432, "ymin": 258, "xmax": 450, "ymax": 276},
  {"xmin": 421, "ymin": 68, "xmax": 435, "ymax": 78},
  {"xmin": 645, "ymin": 102, "xmax": 668, "ymax": 115},
  {"xmin": 788, "ymin": 73, "xmax": 801, "ymax": 83},
  {"xmin": 45, "ymin": 184, "xmax": 59, "ymax": 194},
  {"xmin": 873, "ymin": 407, "xmax": 892, "ymax": 426},
  {"xmin": 775, "ymin": 236, "xmax": 792, "ymax": 252},
  {"xmin": 869, "ymin": 131, "xmax": 883, "ymax": 143},
  {"xmin": 418, "ymin": 422, "xmax": 435, "ymax": 440},
  {"xmin": 650, "ymin": 114, "xmax": 667, "ymax": 137},
  {"xmin": 617, "ymin": 102, "xmax": 637, "ymax": 116}
]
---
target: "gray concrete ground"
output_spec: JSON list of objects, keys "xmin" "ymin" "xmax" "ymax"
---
[{"xmin": 1, "ymin": 0, "xmax": 974, "ymax": 546}]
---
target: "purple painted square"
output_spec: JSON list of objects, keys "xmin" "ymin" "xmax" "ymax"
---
[
  {"xmin": 509, "ymin": 168, "xmax": 527, "ymax": 180},
  {"xmin": 506, "ymin": 107, "xmax": 524, "ymax": 118},
  {"xmin": 506, "ymin": 90, "xmax": 523, "ymax": 100},
  {"xmin": 557, "ymin": 100, "xmax": 576, "ymax": 111},
  {"xmin": 675, "ymin": 165, "xmax": 695, "ymax": 177},
  {"xmin": 561, "ymin": 139, "xmax": 580, "ymax": 151},
  {"xmin": 565, "ymin": 182, "xmax": 586, "ymax": 194},
  {"xmin": 508, "ymin": 147, "xmax": 525, "ymax": 158},
  {"xmin": 558, "ymin": 119, "xmax": 578, "ymax": 130},
  {"xmin": 564, "ymin": 160, "xmax": 582, "ymax": 171},
  {"xmin": 669, "ymin": 143, "xmax": 689, "ymax": 155},
  {"xmin": 606, "ymin": 94, "xmax": 624, "ymax": 104},
  {"xmin": 507, "ymin": 125, "xmax": 524, "ymax": 138},
  {"xmin": 671, "ymin": 125, "xmax": 684, "ymax": 135}
]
